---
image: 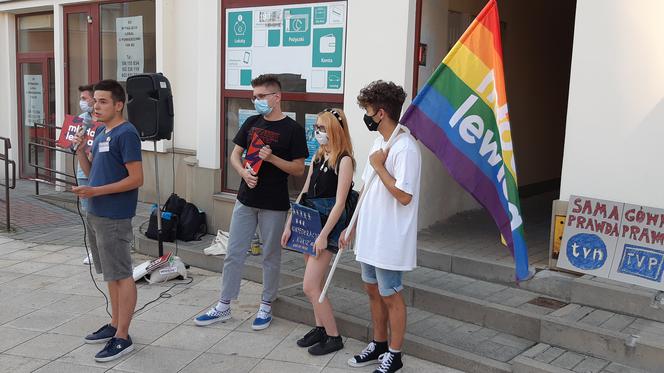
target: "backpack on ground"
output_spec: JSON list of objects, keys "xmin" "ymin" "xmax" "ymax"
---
[{"xmin": 177, "ymin": 202, "xmax": 207, "ymax": 241}]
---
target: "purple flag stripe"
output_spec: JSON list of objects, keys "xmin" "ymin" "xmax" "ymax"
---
[{"xmin": 406, "ymin": 106, "xmax": 515, "ymax": 251}]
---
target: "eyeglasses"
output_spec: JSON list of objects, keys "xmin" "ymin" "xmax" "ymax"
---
[
  {"xmin": 314, "ymin": 124, "xmax": 326, "ymax": 133},
  {"xmin": 251, "ymin": 92, "xmax": 277, "ymax": 101}
]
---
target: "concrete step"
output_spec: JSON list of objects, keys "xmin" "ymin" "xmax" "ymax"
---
[
  {"xmin": 512, "ymin": 343, "xmax": 649, "ymax": 373},
  {"xmin": 419, "ymin": 245, "xmax": 664, "ymax": 324},
  {"xmin": 135, "ymin": 233, "xmax": 664, "ymax": 371},
  {"xmin": 273, "ymin": 283, "xmax": 534, "ymax": 373},
  {"xmin": 327, "ymin": 253, "xmax": 664, "ymax": 372}
]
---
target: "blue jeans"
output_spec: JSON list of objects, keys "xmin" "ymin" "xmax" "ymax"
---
[{"xmin": 360, "ymin": 262, "xmax": 404, "ymax": 297}]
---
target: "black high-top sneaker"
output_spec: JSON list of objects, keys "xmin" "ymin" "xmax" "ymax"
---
[
  {"xmin": 347, "ymin": 340, "xmax": 388, "ymax": 367},
  {"xmin": 373, "ymin": 351, "xmax": 403, "ymax": 373}
]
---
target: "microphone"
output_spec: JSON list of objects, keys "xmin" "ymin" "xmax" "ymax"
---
[{"xmin": 72, "ymin": 120, "xmax": 93, "ymax": 153}]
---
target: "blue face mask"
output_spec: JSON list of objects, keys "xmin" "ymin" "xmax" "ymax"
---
[{"xmin": 253, "ymin": 99, "xmax": 273, "ymax": 116}]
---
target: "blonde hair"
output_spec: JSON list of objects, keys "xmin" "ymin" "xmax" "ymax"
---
[{"xmin": 313, "ymin": 108, "xmax": 355, "ymax": 171}]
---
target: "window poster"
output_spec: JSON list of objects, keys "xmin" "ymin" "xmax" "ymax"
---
[
  {"xmin": 23, "ymin": 74, "xmax": 43, "ymax": 127},
  {"xmin": 226, "ymin": 1, "xmax": 346, "ymax": 94},
  {"xmin": 116, "ymin": 16, "xmax": 144, "ymax": 81}
]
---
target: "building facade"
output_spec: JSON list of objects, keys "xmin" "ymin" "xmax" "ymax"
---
[{"xmin": 0, "ymin": 0, "xmax": 661, "ymax": 244}]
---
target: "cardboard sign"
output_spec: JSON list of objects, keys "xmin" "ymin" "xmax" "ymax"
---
[
  {"xmin": 609, "ymin": 204, "xmax": 664, "ymax": 290},
  {"xmin": 244, "ymin": 131, "xmax": 265, "ymax": 174},
  {"xmin": 558, "ymin": 195, "xmax": 664, "ymax": 291},
  {"xmin": 286, "ymin": 203, "xmax": 322, "ymax": 256},
  {"xmin": 557, "ymin": 196, "xmax": 623, "ymax": 278},
  {"xmin": 56, "ymin": 115, "xmax": 101, "ymax": 152}
]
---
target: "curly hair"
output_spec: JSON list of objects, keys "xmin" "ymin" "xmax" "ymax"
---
[{"xmin": 357, "ymin": 80, "xmax": 407, "ymax": 121}]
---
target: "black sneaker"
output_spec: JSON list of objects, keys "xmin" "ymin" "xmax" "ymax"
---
[
  {"xmin": 373, "ymin": 351, "xmax": 403, "ymax": 373},
  {"xmin": 297, "ymin": 326, "xmax": 326, "ymax": 347},
  {"xmin": 94, "ymin": 336, "xmax": 134, "ymax": 362},
  {"xmin": 347, "ymin": 340, "xmax": 388, "ymax": 367},
  {"xmin": 84, "ymin": 324, "xmax": 117, "ymax": 344},
  {"xmin": 308, "ymin": 335, "xmax": 343, "ymax": 356}
]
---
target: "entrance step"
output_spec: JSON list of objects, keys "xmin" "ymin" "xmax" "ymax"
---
[
  {"xmin": 512, "ymin": 343, "xmax": 649, "ymax": 373},
  {"xmin": 274, "ymin": 283, "xmax": 533, "ymax": 373},
  {"xmin": 327, "ymin": 252, "xmax": 664, "ymax": 372}
]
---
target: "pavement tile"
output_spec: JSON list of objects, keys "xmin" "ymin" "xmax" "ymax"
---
[
  {"xmin": 113, "ymin": 345, "xmax": 201, "ymax": 373},
  {"xmin": 0, "ymin": 259, "xmax": 20, "ymax": 268},
  {"xmin": 32, "ymin": 263, "xmax": 88, "ymax": 278},
  {"xmin": 2, "ymin": 260, "xmax": 54, "ymax": 274},
  {"xmin": 10, "ymin": 289, "xmax": 71, "ymax": 309},
  {"xmin": 50, "ymin": 313, "xmax": 112, "ymax": 337},
  {"xmin": 179, "ymin": 352, "xmax": 260, "ymax": 373},
  {"xmin": 208, "ymin": 331, "xmax": 286, "ymax": 358},
  {"xmin": 1, "ymin": 272, "xmax": 63, "ymax": 290},
  {"xmin": 151, "ymin": 324, "xmax": 231, "ymax": 352},
  {"xmin": 47, "ymin": 294, "xmax": 106, "ymax": 314},
  {"xmin": 4, "ymin": 332, "xmax": 83, "ymax": 360},
  {"xmin": 0, "ymin": 326, "xmax": 40, "ymax": 353},
  {"xmin": 0, "ymin": 354, "xmax": 49, "ymax": 373},
  {"xmin": 236, "ymin": 314, "xmax": 300, "ymax": 337},
  {"xmin": 33, "ymin": 361, "xmax": 107, "ymax": 373},
  {"xmin": 0, "ymin": 304, "xmax": 38, "ymax": 325},
  {"xmin": 265, "ymin": 324, "xmax": 336, "ymax": 367},
  {"xmin": 249, "ymin": 359, "xmax": 323, "ymax": 373},
  {"xmin": 134, "ymin": 302, "xmax": 203, "ymax": 324},
  {"xmin": 56, "ymin": 342, "xmax": 148, "ymax": 369},
  {"xmin": 6, "ymin": 308, "xmax": 79, "ymax": 332}
]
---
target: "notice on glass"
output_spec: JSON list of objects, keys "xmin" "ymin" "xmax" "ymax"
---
[
  {"xmin": 116, "ymin": 16, "xmax": 144, "ymax": 81},
  {"xmin": 23, "ymin": 74, "xmax": 43, "ymax": 127}
]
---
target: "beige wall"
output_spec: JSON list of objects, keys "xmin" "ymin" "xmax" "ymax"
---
[{"xmin": 560, "ymin": 0, "xmax": 664, "ymax": 208}]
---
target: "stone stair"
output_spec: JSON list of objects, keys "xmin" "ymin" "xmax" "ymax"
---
[{"xmin": 135, "ymin": 234, "xmax": 664, "ymax": 372}]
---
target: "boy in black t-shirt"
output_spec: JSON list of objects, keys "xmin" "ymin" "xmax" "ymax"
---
[{"xmin": 195, "ymin": 74, "xmax": 308, "ymax": 330}]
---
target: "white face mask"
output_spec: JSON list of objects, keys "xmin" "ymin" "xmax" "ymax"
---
[
  {"xmin": 314, "ymin": 130, "xmax": 328, "ymax": 145},
  {"xmin": 79, "ymin": 100, "xmax": 93, "ymax": 113}
]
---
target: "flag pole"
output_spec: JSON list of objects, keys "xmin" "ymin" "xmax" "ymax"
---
[{"xmin": 319, "ymin": 124, "xmax": 407, "ymax": 303}]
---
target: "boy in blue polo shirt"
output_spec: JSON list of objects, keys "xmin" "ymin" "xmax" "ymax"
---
[{"xmin": 73, "ymin": 79, "xmax": 143, "ymax": 363}]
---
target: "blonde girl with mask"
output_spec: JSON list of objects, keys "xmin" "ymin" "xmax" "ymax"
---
[{"xmin": 281, "ymin": 108, "xmax": 355, "ymax": 356}]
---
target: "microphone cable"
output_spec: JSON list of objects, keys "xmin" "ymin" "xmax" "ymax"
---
[{"xmin": 73, "ymin": 135, "xmax": 193, "ymax": 318}]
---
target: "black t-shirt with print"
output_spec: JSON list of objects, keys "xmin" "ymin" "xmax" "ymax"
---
[{"xmin": 233, "ymin": 115, "xmax": 308, "ymax": 211}]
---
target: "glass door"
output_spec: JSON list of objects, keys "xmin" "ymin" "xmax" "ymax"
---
[{"xmin": 18, "ymin": 59, "xmax": 55, "ymax": 179}]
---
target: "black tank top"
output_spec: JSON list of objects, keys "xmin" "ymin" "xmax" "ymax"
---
[{"xmin": 307, "ymin": 154, "xmax": 350, "ymax": 198}]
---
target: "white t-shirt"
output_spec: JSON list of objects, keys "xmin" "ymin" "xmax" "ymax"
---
[{"xmin": 354, "ymin": 131, "xmax": 422, "ymax": 271}]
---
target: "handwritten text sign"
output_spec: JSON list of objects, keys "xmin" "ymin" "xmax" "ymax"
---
[
  {"xmin": 286, "ymin": 203, "xmax": 322, "ymax": 256},
  {"xmin": 558, "ymin": 196, "xmax": 623, "ymax": 278}
]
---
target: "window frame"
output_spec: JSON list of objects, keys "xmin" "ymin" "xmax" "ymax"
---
[{"xmin": 220, "ymin": 0, "xmax": 346, "ymax": 193}]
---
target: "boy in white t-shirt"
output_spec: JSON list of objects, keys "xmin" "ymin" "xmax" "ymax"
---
[{"xmin": 340, "ymin": 81, "xmax": 421, "ymax": 373}]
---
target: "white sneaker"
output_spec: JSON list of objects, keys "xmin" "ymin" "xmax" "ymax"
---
[
  {"xmin": 83, "ymin": 253, "xmax": 93, "ymax": 265},
  {"xmin": 204, "ymin": 230, "xmax": 229, "ymax": 256}
]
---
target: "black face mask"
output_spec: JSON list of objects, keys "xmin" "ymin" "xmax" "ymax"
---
[{"xmin": 363, "ymin": 112, "xmax": 381, "ymax": 131}]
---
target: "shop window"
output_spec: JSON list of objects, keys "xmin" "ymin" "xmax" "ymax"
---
[
  {"xmin": 18, "ymin": 14, "xmax": 54, "ymax": 53},
  {"xmin": 221, "ymin": 1, "xmax": 347, "ymax": 194}
]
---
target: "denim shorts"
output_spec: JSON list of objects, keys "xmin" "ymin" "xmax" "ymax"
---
[{"xmin": 360, "ymin": 262, "xmax": 404, "ymax": 296}]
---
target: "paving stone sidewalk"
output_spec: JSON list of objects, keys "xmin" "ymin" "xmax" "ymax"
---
[{"xmin": 0, "ymin": 181, "xmax": 463, "ymax": 372}]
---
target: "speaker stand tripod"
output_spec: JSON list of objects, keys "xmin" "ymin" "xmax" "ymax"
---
[{"xmin": 153, "ymin": 140, "xmax": 164, "ymax": 257}]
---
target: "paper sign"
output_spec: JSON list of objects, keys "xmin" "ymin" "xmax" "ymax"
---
[
  {"xmin": 56, "ymin": 115, "xmax": 101, "ymax": 153},
  {"xmin": 23, "ymin": 74, "xmax": 43, "ymax": 127},
  {"xmin": 116, "ymin": 16, "xmax": 144, "ymax": 81},
  {"xmin": 287, "ymin": 203, "xmax": 322, "ymax": 256}
]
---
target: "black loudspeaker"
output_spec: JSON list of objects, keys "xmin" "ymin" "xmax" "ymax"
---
[{"xmin": 126, "ymin": 73, "xmax": 174, "ymax": 141}]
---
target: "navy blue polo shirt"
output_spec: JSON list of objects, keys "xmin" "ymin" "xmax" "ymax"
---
[{"xmin": 88, "ymin": 122, "xmax": 142, "ymax": 219}]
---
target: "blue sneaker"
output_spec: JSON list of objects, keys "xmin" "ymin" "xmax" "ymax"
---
[
  {"xmin": 252, "ymin": 307, "xmax": 272, "ymax": 330},
  {"xmin": 94, "ymin": 336, "xmax": 134, "ymax": 362},
  {"xmin": 84, "ymin": 324, "xmax": 117, "ymax": 344},
  {"xmin": 194, "ymin": 306, "xmax": 231, "ymax": 326}
]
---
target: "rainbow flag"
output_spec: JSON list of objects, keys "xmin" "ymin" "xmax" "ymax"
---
[{"xmin": 401, "ymin": 0, "xmax": 530, "ymax": 281}]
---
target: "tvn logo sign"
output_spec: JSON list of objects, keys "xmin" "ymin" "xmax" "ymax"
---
[{"xmin": 618, "ymin": 244, "xmax": 664, "ymax": 282}]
